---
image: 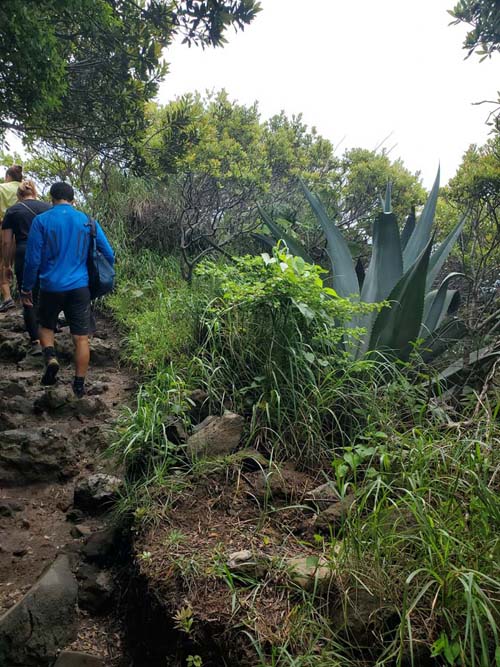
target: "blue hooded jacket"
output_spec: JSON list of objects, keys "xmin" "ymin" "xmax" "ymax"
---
[{"xmin": 23, "ymin": 204, "xmax": 114, "ymax": 292}]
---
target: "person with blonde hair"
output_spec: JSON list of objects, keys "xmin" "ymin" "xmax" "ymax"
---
[
  {"xmin": 2, "ymin": 179, "xmax": 51, "ymax": 345},
  {"xmin": 0, "ymin": 164, "xmax": 23, "ymax": 311}
]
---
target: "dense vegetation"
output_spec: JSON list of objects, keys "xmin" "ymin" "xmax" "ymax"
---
[
  {"xmin": 1, "ymin": 1, "xmax": 499, "ymax": 665},
  {"xmin": 99, "ymin": 160, "xmax": 499, "ymax": 665}
]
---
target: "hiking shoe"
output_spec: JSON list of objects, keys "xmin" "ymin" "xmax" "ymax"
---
[
  {"xmin": 41, "ymin": 357, "xmax": 60, "ymax": 386},
  {"xmin": 72, "ymin": 379, "xmax": 85, "ymax": 399},
  {"xmin": 0, "ymin": 299, "xmax": 15, "ymax": 313}
]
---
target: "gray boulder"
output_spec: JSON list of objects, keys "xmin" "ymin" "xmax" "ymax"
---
[
  {"xmin": 314, "ymin": 493, "xmax": 356, "ymax": 531},
  {"xmin": 330, "ymin": 583, "xmax": 394, "ymax": 648},
  {"xmin": 77, "ymin": 563, "xmax": 115, "ymax": 613},
  {"xmin": 305, "ymin": 480, "xmax": 340, "ymax": 511},
  {"xmin": 0, "ymin": 498, "xmax": 24, "ymax": 517},
  {"xmin": 0, "ymin": 411, "xmax": 19, "ymax": 431},
  {"xmin": 286, "ymin": 555, "xmax": 333, "ymax": 592},
  {"xmin": 0, "ymin": 395, "xmax": 33, "ymax": 415},
  {"xmin": 34, "ymin": 387, "xmax": 73, "ymax": 413},
  {"xmin": 0, "ymin": 428, "xmax": 76, "ymax": 485},
  {"xmin": 0, "ymin": 555, "xmax": 78, "ymax": 666},
  {"xmin": 89, "ymin": 338, "xmax": 117, "ymax": 366},
  {"xmin": 227, "ymin": 549, "xmax": 268, "ymax": 579},
  {"xmin": 34, "ymin": 389, "xmax": 108, "ymax": 419},
  {"xmin": 185, "ymin": 411, "xmax": 244, "ymax": 458},
  {"xmin": 81, "ymin": 526, "xmax": 121, "ymax": 565},
  {"xmin": 0, "ymin": 333, "xmax": 27, "ymax": 361},
  {"xmin": 0, "ymin": 380, "xmax": 27, "ymax": 399},
  {"xmin": 0, "ymin": 312, "xmax": 24, "ymax": 332},
  {"xmin": 74, "ymin": 474, "xmax": 123, "ymax": 514}
]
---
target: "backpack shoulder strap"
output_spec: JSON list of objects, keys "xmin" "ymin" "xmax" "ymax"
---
[
  {"xmin": 19, "ymin": 201, "xmax": 37, "ymax": 218},
  {"xmin": 85, "ymin": 213, "xmax": 97, "ymax": 237}
]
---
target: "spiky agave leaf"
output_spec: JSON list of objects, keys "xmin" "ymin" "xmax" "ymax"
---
[
  {"xmin": 426, "ymin": 216, "xmax": 466, "ymax": 290},
  {"xmin": 403, "ymin": 168, "xmax": 440, "ymax": 271},
  {"xmin": 361, "ymin": 212, "xmax": 403, "ymax": 304},
  {"xmin": 356, "ymin": 211, "xmax": 404, "ymax": 356},
  {"xmin": 258, "ymin": 206, "xmax": 314, "ymax": 263},
  {"xmin": 400, "ymin": 207, "xmax": 416, "ymax": 250},
  {"xmin": 434, "ymin": 346, "xmax": 500, "ymax": 390},
  {"xmin": 420, "ymin": 273, "xmax": 463, "ymax": 338},
  {"xmin": 368, "ymin": 239, "xmax": 432, "ymax": 361},
  {"xmin": 300, "ymin": 181, "xmax": 359, "ymax": 299},
  {"xmin": 421, "ymin": 318, "xmax": 468, "ymax": 363},
  {"xmin": 384, "ymin": 181, "xmax": 392, "ymax": 213}
]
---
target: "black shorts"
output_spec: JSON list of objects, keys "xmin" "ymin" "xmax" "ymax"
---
[{"xmin": 39, "ymin": 287, "xmax": 91, "ymax": 336}]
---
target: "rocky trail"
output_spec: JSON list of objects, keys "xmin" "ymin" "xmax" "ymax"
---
[{"xmin": 0, "ymin": 306, "xmax": 135, "ymax": 666}]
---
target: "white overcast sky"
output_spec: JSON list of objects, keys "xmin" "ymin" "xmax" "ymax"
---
[{"xmin": 158, "ymin": 0, "xmax": 498, "ymax": 187}]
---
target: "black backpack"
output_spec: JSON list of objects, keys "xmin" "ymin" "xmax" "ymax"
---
[{"xmin": 86, "ymin": 216, "xmax": 115, "ymax": 299}]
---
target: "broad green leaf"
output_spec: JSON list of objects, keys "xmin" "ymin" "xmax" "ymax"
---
[
  {"xmin": 300, "ymin": 181, "xmax": 359, "ymax": 298},
  {"xmin": 426, "ymin": 216, "xmax": 466, "ymax": 290},
  {"xmin": 258, "ymin": 206, "xmax": 314, "ymax": 263},
  {"xmin": 420, "ymin": 272, "xmax": 463, "ymax": 337},
  {"xmin": 368, "ymin": 239, "xmax": 432, "ymax": 361},
  {"xmin": 400, "ymin": 207, "xmax": 416, "ymax": 250},
  {"xmin": 361, "ymin": 212, "xmax": 402, "ymax": 303},
  {"xmin": 403, "ymin": 167, "xmax": 440, "ymax": 271},
  {"xmin": 292, "ymin": 299, "xmax": 315, "ymax": 321}
]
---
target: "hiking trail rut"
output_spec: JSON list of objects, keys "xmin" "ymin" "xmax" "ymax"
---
[{"xmin": 0, "ymin": 306, "xmax": 136, "ymax": 666}]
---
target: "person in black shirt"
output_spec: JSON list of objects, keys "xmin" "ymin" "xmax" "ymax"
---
[{"xmin": 2, "ymin": 181, "xmax": 51, "ymax": 345}]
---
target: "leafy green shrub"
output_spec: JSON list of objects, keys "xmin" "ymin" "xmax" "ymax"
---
[{"xmin": 193, "ymin": 246, "xmax": 394, "ymax": 464}]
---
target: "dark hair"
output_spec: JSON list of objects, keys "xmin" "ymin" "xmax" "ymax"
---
[
  {"xmin": 49, "ymin": 181, "xmax": 74, "ymax": 202},
  {"xmin": 6, "ymin": 164, "xmax": 23, "ymax": 182}
]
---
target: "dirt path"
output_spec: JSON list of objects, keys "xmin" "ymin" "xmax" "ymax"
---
[{"xmin": 0, "ymin": 306, "xmax": 136, "ymax": 665}]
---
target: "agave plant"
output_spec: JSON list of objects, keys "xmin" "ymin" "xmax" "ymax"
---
[{"xmin": 259, "ymin": 170, "xmax": 466, "ymax": 362}]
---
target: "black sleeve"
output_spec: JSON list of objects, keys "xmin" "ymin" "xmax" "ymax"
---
[{"xmin": 2, "ymin": 209, "xmax": 15, "ymax": 231}]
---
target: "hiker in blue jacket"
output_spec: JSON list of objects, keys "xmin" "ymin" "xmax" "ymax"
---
[{"xmin": 21, "ymin": 182, "xmax": 114, "ymax": 397}]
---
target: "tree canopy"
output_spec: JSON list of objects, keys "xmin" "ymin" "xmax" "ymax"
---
[
  {"xmin": 450, "ymin": 0, "xmax": 500, "ymax": 58},
  {"xmin": 0, "ymin": 1, "xmax": 261, "ymax": 160}
]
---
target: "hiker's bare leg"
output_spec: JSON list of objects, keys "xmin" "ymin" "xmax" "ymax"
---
[
  {"xmin": 39, "ymin": 327, "xmax": 55, "ymax": 349},
  {"xmin": 73, "ymin": 334, "xmax": 90, "ymax": 378}
]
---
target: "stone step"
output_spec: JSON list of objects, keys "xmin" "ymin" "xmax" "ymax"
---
[
  {"xmin": 0, "ymin": 555, "xmax": 78, "ymax": 666},
  {"xmin": 0, "ymin": 427, "xmax": 76, "ymax": 486}
]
